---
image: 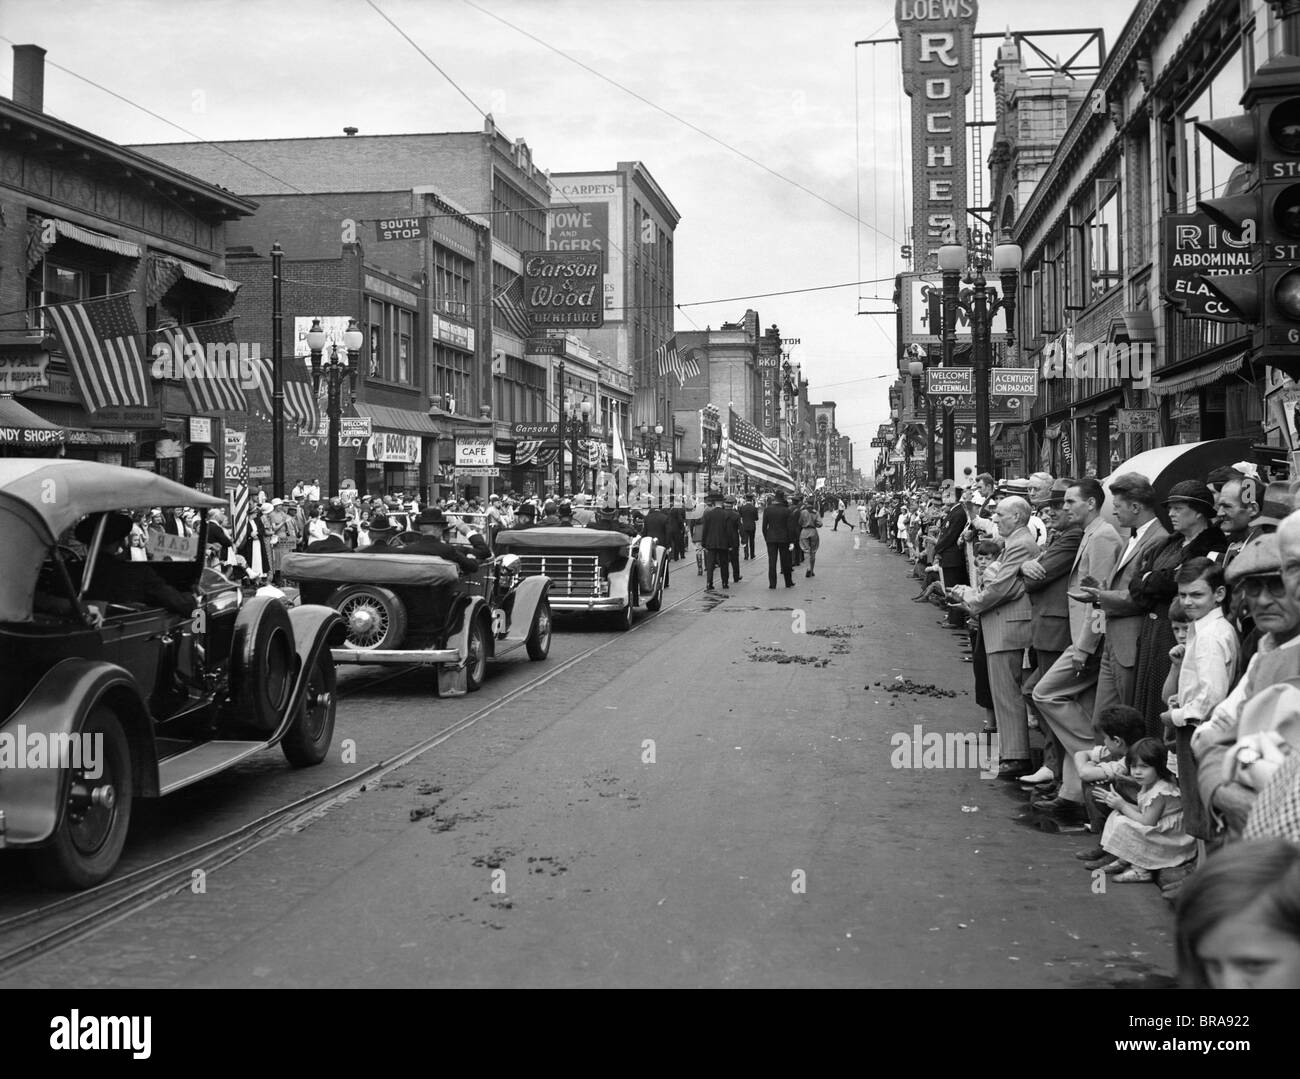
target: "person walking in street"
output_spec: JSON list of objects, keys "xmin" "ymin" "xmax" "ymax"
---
[
  {"xmin": 724, "ymin": 495, "xmax": 743, "ymax": 583},
  {"xmin": 799, "ymin": 497, "xmax": 822, "ymax": 578},
  {"xmin": 700, "ymin": 493, "xmax": 732, "ymax": 591},
  {"xmin": 790, "ymin": 495, "xmax": 805, "ymax": 567},
  {"xmin": 832, "ymin": 496, "xmax": 849, "ymax": 531},
  {"xmin": 763, "ymin": 489, "xmax": 796, "ymax": 589},
  {"xmin": 667, "ymin": 496, "xmax": 687, "ymax": 561},
  {"xmin": 738, "ymin": 494, "xmax": 758, "ymax": 560}
]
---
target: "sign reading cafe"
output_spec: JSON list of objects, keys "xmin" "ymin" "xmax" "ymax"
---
[{"xmin": 896, "ymin": 0, "xmax": 977, "ymax": 272}]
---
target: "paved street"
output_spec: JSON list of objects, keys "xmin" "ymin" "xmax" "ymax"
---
[{"xmin": 2, "ymin": 520, "xmax": 1177, "ymax": 988}]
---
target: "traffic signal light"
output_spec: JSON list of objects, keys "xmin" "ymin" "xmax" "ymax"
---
[{"xmin": 1195, "ymin": 55, "xmax": 1300, "ymax": 375}]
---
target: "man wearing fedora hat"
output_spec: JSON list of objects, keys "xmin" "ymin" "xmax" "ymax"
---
[
  {"xmin": 78, "ymin": 512, "xmax": 198, "ymax": 616},
  {"xmin": 699, "ymin": 492, "xmax": 732, "ymax": 591},
  {"xmin": 306, "ymin": 503, "xmax": 351, "ymax": 553},
  {"xmin": 395, "ymin": 508, "xmax": 480, "ymax": 572},
  {"xmin": 724, "ymin": 495, "xmax": 743, "ymax": 583},
  {"xmin": 511, "ymin": 502, "xmax": 537, "ymax": 531},
  {"xmin": 361, "ymin": 512, "xmax": 403, "ymax": 551}
]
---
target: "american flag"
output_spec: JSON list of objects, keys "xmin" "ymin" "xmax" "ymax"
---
[
  {"xmin": 494, "ymin": 274, "xmax": 532, "ymax": 339},
  {"xmin": 43, "ymin": 293, "xmax": 150, "ymax": 413},
  {"xmin": 167, "ymin": 317, "xmax": 247, "ymax": 413},
  {"xmin": 229, "ymin": 435, "xmax": 250, "ymax": 553},
  {"xmin": 653, "ymin": 338, "xmax": 702, "ymax": 387},
  {"xmin": 248, "ymin": 353, "xmax": 320, "ymax": 432},
  {"xmin": 727, "ymin": 409, "xmax": 793, "ymax": 491}
]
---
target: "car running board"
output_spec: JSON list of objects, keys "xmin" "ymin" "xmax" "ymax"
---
[
  {"xmin": 157, "ymin": 739, "xmax": 271, "ymax": 795},
  {"xmin": 329, "ymin": 647, "xmax": 460, "ymax": 666}
]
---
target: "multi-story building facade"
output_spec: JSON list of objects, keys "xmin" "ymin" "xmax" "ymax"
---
[
  {"xmin": 0, "ymin": 45, "xmax": 255, "ymax": 487},
  {"xmin": 991, "ymin": 0, "xmax": 1295, "ymax": 477}
]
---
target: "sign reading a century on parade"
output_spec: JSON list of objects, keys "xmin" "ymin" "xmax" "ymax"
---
[
  {"xmin": 522, "ymin": 251, "xmax": 604, "ymax": 329},
  {"xmin": 896, "ymin": 0, "xmax": 978, "ymax": 271},
  {"xmin": 990, "ymin": 368, "xmax": 1039, "ymax": 398},
  {"xmin": 1161, "ymin": 213, "xmax": 1254, "ymax": 322},
  {"xmin": 925, "ymin": 367, "xmax": 974, "ymax": 396}
]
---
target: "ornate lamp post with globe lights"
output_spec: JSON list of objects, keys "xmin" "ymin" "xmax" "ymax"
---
[{"xmin": 305, "ymin": 316, "xmax": 364, "ymax": 499}]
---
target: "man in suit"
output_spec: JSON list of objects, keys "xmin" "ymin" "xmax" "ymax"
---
[
  {"xmin": 946, "ymin": 499, "xmax": 1034, "ymax": 780},
  {"xmin": 789, "ymin": 496, "xmax": 806, "ymax": 567},
  {"xmin": 700, "ymin": 494, "xmax": 732, "ymax": 591},
  {"xmin": 1076, "ymin": 472, "xmax": 1170, "ymax": 719},
  {"xmin": 360, "ymin": 513, "xmax": 402, "ymax": 551},
  {"xmin": 724, "ymin": 495, "xmax": 743, "ymax": 583},
  {"xmin": 929, "ymin": 486, "xmax": 970, "ymax": 622},
  {"xmin": 395, "ymin": 508, "xmax": 480, "ymax": 572},
  {"xmin": 1029, "ymin": 478, "xmax": 1125, "ymax": 817},
  {"xmin": 641, "ymin": 501, "xmax": 672, "ymax": 548},
  {"xmin": 738, "ymin": 494, "xmax": 759, "ymax": 560},
  {"xmin": 954, "ymin": 496, "xmax": 1039, "ymax": 778},
  {"xmin": 667, "ymin": 496, "xmax": 686, "ymax": 561},
  {"xmin": 763, "ymin": 491, "xmax": 795, "ymax": 589},
  {"xmin": 1018, "ymin": 478, "xmax": 1084, "ymax": 790},
  {"xmin": 306, "ymin": 503, "xmax": 351, "ymax": 553}
]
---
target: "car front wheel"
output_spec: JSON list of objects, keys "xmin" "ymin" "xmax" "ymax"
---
[
  {"xmin": 525, "ymin": 598, "xmax": 552, "ymax": 660},
  {"xmin": 282, "ymin": 649, "xmax": 336, "ymax": 767},
  {"xmin": 465, "ymin": 615, "xmax": 489, "ymax": 692},
  {"xmin": 34, "ymin": 706, "xmax": 133, "ymax": 890}
]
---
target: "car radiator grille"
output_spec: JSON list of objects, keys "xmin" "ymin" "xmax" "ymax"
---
[{"xmin": 517, "ymin": 554, "xmax": 602, "ymax": 597}]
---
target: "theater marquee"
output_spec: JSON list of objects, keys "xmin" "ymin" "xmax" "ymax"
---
[{"xmin": 896, "ymin": 0, "xmax": 977, "ymax": 272}]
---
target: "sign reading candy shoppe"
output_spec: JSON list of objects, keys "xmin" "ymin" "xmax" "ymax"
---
[
  {"xmin": 896, "ymin": 0, "xmax": 977, "ymax": 273},
  {"xmin": 522, "ymin": 251, "xmax": 604, "ymax": 329}
]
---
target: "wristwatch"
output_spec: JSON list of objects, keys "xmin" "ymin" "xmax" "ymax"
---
[{"xmin": 1235, "ymin": 745, "xmax": 1263, "ymax": 768}]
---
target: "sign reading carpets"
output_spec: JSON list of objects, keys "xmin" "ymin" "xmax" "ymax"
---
[
  {"xmin": 548, "ymin": 175, "xmax": 624, "ymax": 318},
  {"xmin": 896, "ymin": 0, "xmax": 978, "ymax": 271},
  {"xmin": 522, "ymin": 252, "xmax": 604, "ymax": 329}
]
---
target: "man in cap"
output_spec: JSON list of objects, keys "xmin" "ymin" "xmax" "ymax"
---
[
  {"xmin": 306, "ymin": 503, "xmax": 351, "ymax": 552},
  {"xmin": 724, "ymin": 495, "xmax": 743, "ymax": 583},
  {"xmin": 1193, "ymin": 528, "xmax": 1300, "ymax": 839},
  {"xmin": 77, "ymin": 512, "xmax": 198, "ymax": 616},
  {"xmin": 590, "ymin": 503, "xmax": 633, "ymax": 536},
  {"xmin": 557, "ymin": 501, "xmax": 579, "ymax": 527},
  {"xmin": 361, "ymin": 512, "xmax": 402, "ymax": 551},
  {"xmin": 699, "ymin": 492, "xmax": 732, "ymax": 591},
  {"xmin": 395, "ymin": 508, "xmax": 480, "ymax": 572}
]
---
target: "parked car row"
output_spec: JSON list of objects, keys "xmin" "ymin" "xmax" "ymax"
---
[{"xmin": 0, "ymin": 462, "xmax": 672, "ymax": 889}]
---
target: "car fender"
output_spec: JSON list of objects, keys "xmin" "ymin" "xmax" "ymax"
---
[
  {"xmin": 607, "ymin": 560, "xmax": 633, "ymax": 607},
  {"xmin": 267, "ymin": 604, "xmax": 344, "ymax": 744},
  {"xmin": 0, "ymin": 658, "xmax": 157, "ymax": 847},
  {"xmin": 450, "ymin": 595, "xmax": 488, "ymax": 662},
  {"xmin": 501, "ymin": 575, "xmax": 550, "ymax": 643}
]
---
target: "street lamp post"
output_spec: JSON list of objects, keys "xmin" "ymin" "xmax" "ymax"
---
[
  {"xmin": 638, "ymin": 422, "xmax": 664, "ymax": 506},
  {"xmin": 905, "ymin": 343, "xmax": 934, "ymax": 482},
  {"xmin": 702, "ymin": 403, "xmax": 721, "ymax": 494},
  {"xmin": 937, "ymin": 238, "xmax": 1022, "ymax": 477},
  {"xmin": 306, "ymin": 317, "xmax": 363, "ymax": 499}
]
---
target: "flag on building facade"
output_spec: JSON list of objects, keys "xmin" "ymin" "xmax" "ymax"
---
[
  {"xmin": 167, "ymin": 317, "xmax": 247, "ymax": 413},
  {"xmin": 494, "ymin": 274, "xmax": 532, "ymax": 339},
  {"xmin": 681, "ymin": 347, "xmax": 702, "ymax": 382},
  {"xmin": 653, "ymin": 338, "xmax": 683, "ymax": 385},
  {"xmin": 727, "ymin": 409, "xmax": 793, "ymax": 491},
  {"xmin": 42, "ymin": 293, "xmax": 150, "ymax": 413},
  {"xmin": 248, "ymin": 354, "xmax": 320, "ymax": 432},
  {"xmin": 610, "ymin": 418, "xmax": 627, "ymax": 470}
]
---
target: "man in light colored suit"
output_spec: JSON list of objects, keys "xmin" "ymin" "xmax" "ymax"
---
[
  {"xmin": 1077, "ymin": 472, "xmax": 1170, "ymax": 720},
  {"xmin": 1029, "ymin": 477, "xmax": 1125, "ymax": 819},
  {"xmin": 955, "ymin": 496, "xmax": 1039, "ymax": 778}
]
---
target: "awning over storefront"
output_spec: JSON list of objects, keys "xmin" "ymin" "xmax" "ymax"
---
[
  {"xmin": 353, "ymin": 402, "xmax": 441, "ymax": 435},
  {"xmin": 145, "ymin": 254, "xmax": 242, "ymax": 306},
  {"xmin": 0, "ymin": 395, "xmax": 65, "ymax": 448},
  {"xmin": 1149, "ymin": 354, "xmax": 1244, "ymax": 396},
  {"xmin": 1108, "ymin": 311, "xmax": 1156, "ymax": 343},
  {"xmin": 1071, "ymin": 390, "xmax": 1124, "ymax": 419},
  {"xmin": 25, "ymin": 217, "xmax": 141, "ymax": 265}
]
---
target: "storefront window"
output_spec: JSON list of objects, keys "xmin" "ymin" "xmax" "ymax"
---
[{"xmin": 26, "ymin": 261, "xmax": 110, "ymax": 330}]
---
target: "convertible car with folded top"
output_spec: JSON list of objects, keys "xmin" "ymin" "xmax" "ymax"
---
[
  {"xmin": 281, "ymin": 532, "xmax": 552, "ymax": 695},
  {"xmin": 492, "ymin": 526, "xmax": 668, "ymax": 630},
  {"xmin": 0, "ymin": 460, "xmax": 343, "ymax": 889}
]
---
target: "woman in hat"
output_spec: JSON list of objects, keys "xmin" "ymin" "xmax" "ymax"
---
[{"xmin": 1129, "ymin": 480, "xmax": 1227, "ymax": 738}]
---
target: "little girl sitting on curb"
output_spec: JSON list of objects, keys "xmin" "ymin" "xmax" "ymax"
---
[{"xmin": 1092, "ymin": 737, "xmax": 1197, "ymax": 883}]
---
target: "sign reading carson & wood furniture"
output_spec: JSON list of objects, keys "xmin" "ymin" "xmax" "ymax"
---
[{"xmin": 522, "ymin": 251, "xmax": 604, "ymax": 329}]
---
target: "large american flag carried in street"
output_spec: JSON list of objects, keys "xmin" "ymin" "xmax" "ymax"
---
[
  {"xmin": 42, "ymin": 292, "xmax": 151, "ymax": 413},
  {"xmin": 726, "ymin": 409, "xmax": 793, "ymax": 491}
]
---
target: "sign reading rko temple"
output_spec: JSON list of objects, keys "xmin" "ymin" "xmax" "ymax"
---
[{"xmin": 896, "ymin": 0, "xmax": 978, "ymax": 273}]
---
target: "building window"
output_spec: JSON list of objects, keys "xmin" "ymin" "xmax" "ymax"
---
[
  {"xmin": 26, "ymin": 260, "xmax": 111, "ymax": 330},
  {"xmin": 367, "ymin": 298, "xmax": 417, "ymax": 386},
  {"xmin": 1178, "ymin": 46, "xmax": 1248, "ymax": 212},
  {"xmin": 1083, "ymin": 181, "xmax": 1122, "ymax": 301},
  {"xmin": 432, "ymin": 345, "xmax": 472, "ymax": 412},
  {"xmin": 492, "ymin": 176, "xmax": 546, "ymax": 252},
  {"xmin": 432, "ymin": 244, "xmax": 473, "ymax": 319}
]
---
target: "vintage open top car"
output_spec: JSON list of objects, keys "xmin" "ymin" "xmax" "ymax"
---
[
  {"xmin": 493, "ymin": 526, "xmax": 669, "ymax": 630},
  {"xmin": 281, "ymin": 525, "xmax": 552, "ymax": 695},
  {"xmin": 0, "ymin": 460, "xmax": 344, "ymax": 889}
]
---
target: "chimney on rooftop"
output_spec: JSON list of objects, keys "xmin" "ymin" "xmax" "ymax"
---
[
  {"xmin": 12, "ymin": 44, "xmax": 45, "ymax": 112},
  {"xmin": 343, "ymin": 126, "xmax": 358, "ymax": 136}
]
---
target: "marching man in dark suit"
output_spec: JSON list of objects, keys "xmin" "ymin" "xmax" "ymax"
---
[
  {"xmin": 724, "ymin": 495, "xmax": 743, "ymax": 583},
  {"xmin": 763, "ymin": 490, "xmax": 796, "ymax": 589},
  {"xmin": 738, "ymin": 495, "xmax": 759, "ymax": 560},
  {"xmin": 700, "ymin": 493, "xmax": 732, "ymax": 591},
  {"xmin": 395, "ymin": 508, "xmax": 480, "ymax": 573}
]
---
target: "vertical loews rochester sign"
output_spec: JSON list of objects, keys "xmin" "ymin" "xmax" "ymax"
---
[{"xmin": 896, "ymin": 0, "xmax": 978, "ymax": 273}]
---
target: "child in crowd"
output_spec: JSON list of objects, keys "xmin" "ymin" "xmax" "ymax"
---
[
  {"xmin": 1162, "ymin": 558, "xmax": 1239, "ymax": 840},
  {"xmin": 1160, "ymin": 601, "xmax": 1193, "ymax": 779},
  {"xmin": 1092, "ymin": 737, "xmax": 1197, "ymax": 882},
  {"xmin": 1175, "ymin": 837, "xmax": 1300, "ymax": 989},
  {"xmin": 1076, "ymin": 704, "xmax": 1146, "ymax": 844},
  {"xmin": 953, "ymin": 540, "xmax": 1003, "ymax": 732}
]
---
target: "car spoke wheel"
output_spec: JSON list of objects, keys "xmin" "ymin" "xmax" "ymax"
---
[
  {"xmin": 282, "ymin": 649, "xmax": 337, "ymax": 767},
  {"xmin": 465, "ymin": 616, "xmax": 489, "ymax": 692},
  {"xmin": 34, "ymin": 706, "xmax": 133, "ymax": 890},
  {"xmin": 327, "ymin": 585, "xmax": 407, "ymax": 651},
  {"xmin": 526, "ymin": 597, "xmax": 552, "ymax": 660}
]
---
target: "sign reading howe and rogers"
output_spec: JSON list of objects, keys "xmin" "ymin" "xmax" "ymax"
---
[{"xmin": 522, "ymin": 252, "xmax": 603, "ymax": 329}]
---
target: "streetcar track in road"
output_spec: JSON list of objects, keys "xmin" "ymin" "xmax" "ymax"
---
[{"xmin": 0, "ymin": 579, "xmax": 707, "ymax": 979}]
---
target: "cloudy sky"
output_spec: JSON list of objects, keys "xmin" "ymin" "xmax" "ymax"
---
[{"xmin": 2, "ymin": 0, "xmax": 1138, "ymax": 466}]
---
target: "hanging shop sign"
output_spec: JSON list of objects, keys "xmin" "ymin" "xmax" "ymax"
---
[
  {"xmin": 1161, "ymin": 213, "xmax": 1253, "ymax": 322},
  {"xmin": 430, "ymin": 314, "xmax": 474, "ymax": 352},
  {"xmin": 376, "ymin": 217, "xmax": 426, "ymax": 242},
  {"xmin": 522, "ymin": 251, "xmax": 604, "ymax": 329},
  {"xmin": 0, "ymin": 354, "xmax": 50, "ymax": 394},
  {"xmin": 1116, "ymin": 409, "xmax": 1160, "ymax": 434},
  {"xmin": 511, "ymin": 421, "xmax": 560, "ymax": 438},
  {"xmin": 188, "ymin": 416, "xmax": 212, "ymax": 444},
  {"xmin": 455, "ymin": 434, "xmax": 494, "ymax": 467},
  {"xmin": 990, "ymin": 368, "xmax": 1039, "ymax": 398},
  {"xmin": 899, "ymin": 273, "xmax": 1011, "ymax": 345},
  {"xmin": 925, "ymin": 367, "xmax": 974, "ymax": 395},
  {"xmin": 366, "ymin": 432, "xmax": 422, "ymax": 464},
  {"xmin": 896, "ymin": 0, "xmax": 978, "ymax": 271}
]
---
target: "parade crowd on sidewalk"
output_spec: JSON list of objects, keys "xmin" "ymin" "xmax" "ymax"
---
[{"xmin": 864, "ymin": 467, "xmax": 1300, "ymax": 989}]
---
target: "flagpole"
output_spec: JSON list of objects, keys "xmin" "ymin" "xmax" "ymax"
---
[{"xmin": 271, "ymin": 242, "xmax": 285, "ymax": 500}]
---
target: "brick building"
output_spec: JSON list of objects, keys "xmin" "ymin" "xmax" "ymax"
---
[{"xmin": 0, "ymin": 44, "xmax": 254, "ymax": 487}]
